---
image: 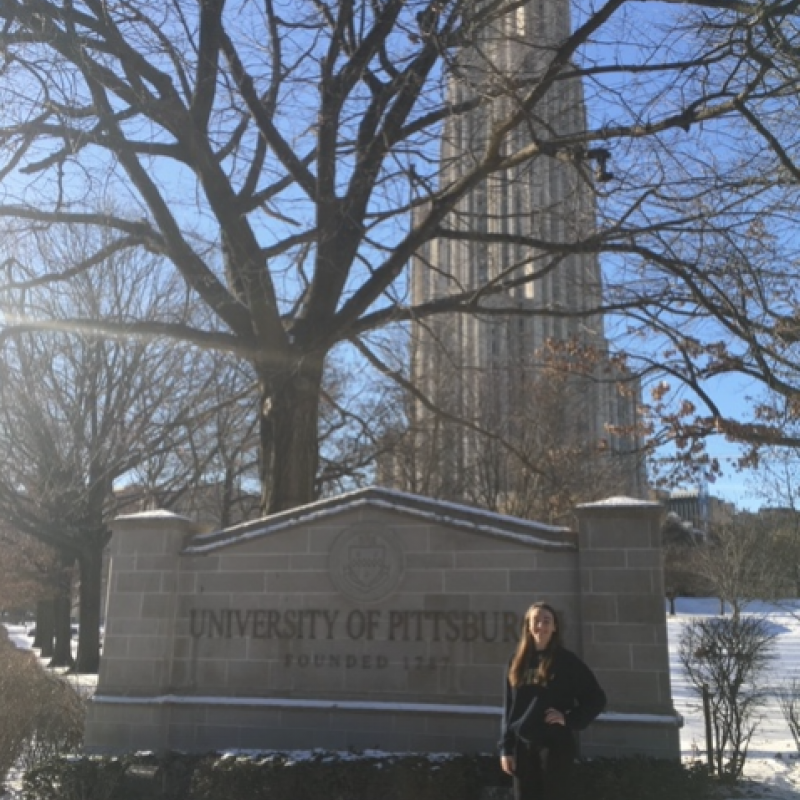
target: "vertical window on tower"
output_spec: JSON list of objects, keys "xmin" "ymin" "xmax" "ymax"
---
[
  {"xmin": 478, "ymin": 245, "xmax": 487, "ymax": 284},
  {"xmin": 500, "ymin": 176, "xmax": 509, "ymax": 286},
  {"xmin": 525, "ymin": 258, "xmax": 535, "ymax": 300},
  {"xmin": 516, "ymin": 5, "xmax": 526, "ymax": 37}
]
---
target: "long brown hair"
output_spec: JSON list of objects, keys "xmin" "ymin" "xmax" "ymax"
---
[{"xmin": 508, "ymin": 602, "xmax": 562, "ymax": 687}]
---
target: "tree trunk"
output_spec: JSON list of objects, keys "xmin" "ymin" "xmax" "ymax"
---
[
  {"xmin": 49, "ymin": 577, "xmax": 75, "ymax": 670},
  {"xmin": 76, "ymin": 545, "xmax": 104, "ymax": 673},
  {"xmin": 259, "ymin": 357, "xmax": 324, "ymax": 515},
  {"xmin": 220, "ymin": 462, "xmax": 234, "ymax": 529},
  {"xmin": 33, "ymin": 598, "xmax": 55, "ymax": 656}
]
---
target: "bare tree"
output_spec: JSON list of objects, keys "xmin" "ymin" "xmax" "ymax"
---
[
  {"xmin": 122, "ymin": 352, "xmax": 263, "ymax": 528},
  {"xmin": 691, "ymin": 518, "xmax": 779, "ymax": 618},
  {"xmin": 382, "ymin": 337, "xmax": 643, "ymax": 521},
  {"xmin": 776, "ymin": 678, "xmax": 800, "ymax": 754},
  {"xmin": 0, "ymin": 0, "xmax": 793, "ymax": 514},
  {"xmin": 315, "ymin": 348, "xmax": 406, "ymax": 497},
  {"xmin": 0, "ymin": 237, "xmax": 226, "ymax": 672},
  {"xmin": 0, "ymin": 526, "xmax": 72, "ymax": 663},
  {"xmin": 662, "ymin": 513, "xmax": 710, "ymax": 615},
  {"xmin": 680, "ymin": 614, "xmax": 776, "ymax": 781},
  {"xmin": 0, "ymin": 527, "xmax": 60, "ymax": 617},
  {"xmin": 751, "ymin": 452, "xmax": 800, "ymax": 600},
  {"xmin": 123, "ymin": 344, "xmax": 394, "ymax": 524}
]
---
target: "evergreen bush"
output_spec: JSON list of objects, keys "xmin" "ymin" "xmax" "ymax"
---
[{"xmin": 0, "ymin": 630, "xmax": 84, "ymax": 789}]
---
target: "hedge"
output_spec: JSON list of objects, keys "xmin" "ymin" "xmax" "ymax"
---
[{"xmin": 20, "ymin": 750, "xmax": 713, "ymax": 800}]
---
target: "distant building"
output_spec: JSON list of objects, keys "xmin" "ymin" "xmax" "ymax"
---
[
  {"xmin": 115, "ymin": 483, "xmax": 260, "ymax": 529},
  {"xmin": 384, "ymin": 0, "xmax": 646, "ymax": 514},
  {"xmin": 664, "ymin": 488, "xmax": 735, "ymax": 537}
]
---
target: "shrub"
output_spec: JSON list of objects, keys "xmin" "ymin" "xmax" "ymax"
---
[
  {"xmin": 22, "ymin": 757, "xmax": 132, "ymax": 800},
  {"xmin": 20, "ymin": 751, "xmax": 716, "ymax": 800},
  {"xmin": 0, "ymin": 629, "xmax": 84, "ymax": 787},
  {"xmin": 573, "ymin": 757, "xmax": 712, "ymax": 800},
  {"xmin": 22, "ymin": 753, "xmax": 206, "ymax": 800},
  {"xmin": 678, "ymin": 614, "xmax": 776, "ymax": 781},
  {"xmin": 187, "ymin": 752, "xmax": 489, "ymax": 800},
  {"xmin": 776, "ymin": 677, "xmax": 800, "ymax": 753}
]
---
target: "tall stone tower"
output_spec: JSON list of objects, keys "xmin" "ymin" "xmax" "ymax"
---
[{"xmin": 392, "ymin": 0, "xmax": 646, "ymax": 518}]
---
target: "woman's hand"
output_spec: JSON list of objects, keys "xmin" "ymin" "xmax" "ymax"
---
[
  {"xmin": 545, "ymin": 708, "xmax": 566, "ymax": 726},
  {"xmin": 500, "ymin": 755, "xmax": 515, "ymax": 775}
]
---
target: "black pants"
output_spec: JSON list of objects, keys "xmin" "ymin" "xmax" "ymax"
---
[{"xmin": 512, "ymin": 725, "xmax": 576, "ymax": 800}]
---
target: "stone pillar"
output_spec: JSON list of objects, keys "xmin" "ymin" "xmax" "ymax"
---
[
  {"xmin": 575, "ymin": 497, "xmax": 681, "ymax": 759},
  {"xmin": 85, "ymin": 511, "xmax": 203, "ymax": 753}
]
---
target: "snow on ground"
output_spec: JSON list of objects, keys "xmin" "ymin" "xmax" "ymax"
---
[{"xmin": 3, "ymin": 599, "xmax": 800, "ymax": 798}]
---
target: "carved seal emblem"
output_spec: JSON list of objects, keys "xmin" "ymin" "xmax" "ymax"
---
[{"xmin": 329, "ymin": 523, "xmax": 405, "ymax": 603}]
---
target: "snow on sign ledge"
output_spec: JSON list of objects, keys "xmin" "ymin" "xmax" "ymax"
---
[
  {"xmin": 114, "ymin": 509, "xmax": 195, "ymax": 523},
  {"xmin": 89, "ymin": 695, "xmax": 683, "ymax": 727},
  {"xmin": 576, "ymin": 496, "xmax": 661, "ymax": 508},
  {"xmin": 598, "ymin": 711, "xmax": 684, "ymax": 727},
  {"xmin": 90, "ymin": 695, "xmax": 504, "ymax": 716},
  {"xmin": 183, "ymin": 485, "xmax": 576, "ymax": 556}
]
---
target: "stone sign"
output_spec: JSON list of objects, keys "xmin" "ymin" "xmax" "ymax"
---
[{"xmin": 85, "ymin": 488, "xmax": 681, "ymax": 758}]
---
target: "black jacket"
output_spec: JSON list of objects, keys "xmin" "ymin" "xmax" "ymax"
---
[{"xmin": 500, "ymin": 646, "xmax": 606, "ymax": 755}]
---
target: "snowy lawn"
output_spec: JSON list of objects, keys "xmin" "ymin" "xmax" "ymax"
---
[{"xmin": 3, "ymin": 598, "xmax": 800, "ymax": 799}]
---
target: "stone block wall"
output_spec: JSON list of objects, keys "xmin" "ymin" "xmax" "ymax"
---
[
  {"xmin": 576, "ymin": 498, "xmax": 680, "ymax": 757},
  {"xmin": 85, "ymin": 488, "xmax": 681, "ymax": 758}
]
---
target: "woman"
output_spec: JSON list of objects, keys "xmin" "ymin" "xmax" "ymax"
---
[{"xmin": 500, "ymin": 602, "xmax": 606, "ymax": 800}]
